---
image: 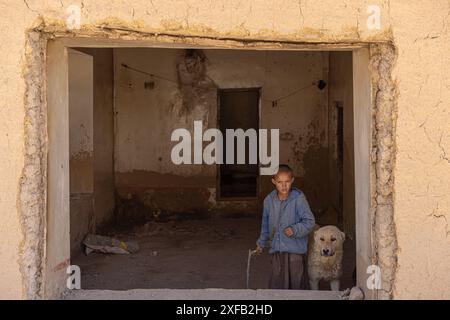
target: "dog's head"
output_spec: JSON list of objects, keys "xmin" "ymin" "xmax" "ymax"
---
[{"xmin": 314, "ymin": 225, "xmax": 345, "ymax": 257}]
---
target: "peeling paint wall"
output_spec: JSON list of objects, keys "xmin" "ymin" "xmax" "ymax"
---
[
  {"xmin": 1, "ymin": 0, "xmax": 450, "ymax": 300},
  {"xmin": 113, "ymin": 48, "xmax": 329, "ymax": 218}
]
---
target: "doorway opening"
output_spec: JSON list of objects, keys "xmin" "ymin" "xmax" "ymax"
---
[
  {"xmin": 218, "ymin": 88, "xmax": 260, "ymax": 199},
  {"xmin": 42, "ymin": 38, "xmax": 381, "ymax": 299}
]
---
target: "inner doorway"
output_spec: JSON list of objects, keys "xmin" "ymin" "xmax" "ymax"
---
[{"xmin": 218, "ymin": 88, "xmax": 260, "ymax": 199}]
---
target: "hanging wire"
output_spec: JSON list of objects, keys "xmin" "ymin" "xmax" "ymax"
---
[
  {"xmin": 121, "ymin": 63, "xmax": 179, "ymax": 85},
  {"xmin": 121, "ymin": 63, "xmax": 326, "ymax": 106},
  {"xmin": 121, "ymin": 63, "xmax": 218, "ymax": 89},
  {"xmin": 262, "ymin": 83, "xmax": 317, "ymax": 108}
]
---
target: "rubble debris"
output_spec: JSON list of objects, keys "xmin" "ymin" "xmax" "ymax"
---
[{"xmin": 83, "ymin": 234, "xmax": 139, "ymax": 255}]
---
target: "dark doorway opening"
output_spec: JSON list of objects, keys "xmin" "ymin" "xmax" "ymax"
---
[{"xmin": 218, "ymin": 88, "xmax": 260, "ymax": 199}]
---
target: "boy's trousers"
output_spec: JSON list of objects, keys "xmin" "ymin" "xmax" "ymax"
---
[{"xmin": 269, "ymin": 252, "xmax": 307, "ymax": 289}]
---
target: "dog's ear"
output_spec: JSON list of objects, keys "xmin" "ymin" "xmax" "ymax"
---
[
  {"xmin": 313, "ymin": 229, "xmax": 320, "ymax": 241},
  {"xmin": 340, "ymin": 231, "xmax": 346, "ymax": 242}
]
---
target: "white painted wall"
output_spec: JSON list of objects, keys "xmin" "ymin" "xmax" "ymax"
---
[
  {"xmin": 68, "ymin": 49, "xmax": 94, "ymax": 193},
  {"xmin": 68, "ymin": 49, "xmax": 94, "ymax": 255}
]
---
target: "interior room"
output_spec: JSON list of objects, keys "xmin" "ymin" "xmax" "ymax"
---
[{"xmin": 67, "ymin": 47, "xmax": 356, "ymax": 290}]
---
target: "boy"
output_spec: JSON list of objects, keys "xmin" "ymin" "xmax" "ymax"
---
[{"xmin": 255, "ymin": 164, "xmax": 315, "ymax": 289}]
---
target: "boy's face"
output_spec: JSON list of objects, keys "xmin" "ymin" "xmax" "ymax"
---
[{"xmin": 271, "ymin": 171, "xmax": 294, "ymax": 196}]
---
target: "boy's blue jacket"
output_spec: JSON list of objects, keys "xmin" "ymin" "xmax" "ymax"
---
[{"xmin": 256, "ymin": 187, "xmax": 315, "ymax": 254}]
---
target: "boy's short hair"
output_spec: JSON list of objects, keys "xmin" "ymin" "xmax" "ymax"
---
[{"xmin": 273, "ymin": 164, "xmax": 294, "ymax": 178}]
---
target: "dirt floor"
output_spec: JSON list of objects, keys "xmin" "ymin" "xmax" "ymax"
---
[{"xmin": 73, "ymin": 217, "xmax": 355, "ymax": 290}]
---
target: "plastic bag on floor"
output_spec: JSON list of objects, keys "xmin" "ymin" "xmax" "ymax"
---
[{"xmin": 83, "ymin": 234, "xmax": 139, "ymax": 255}]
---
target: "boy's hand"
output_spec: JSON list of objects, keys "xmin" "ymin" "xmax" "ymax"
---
[
  {"xmin": 255, "ymin": 245, "xmax": 263, "ymax": 255},
  {"xmin": 284, "ymin": 227, "xmax": 294, "ymax": 237}
]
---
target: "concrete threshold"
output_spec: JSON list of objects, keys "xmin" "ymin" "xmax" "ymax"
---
[{"xmin": 64, "ymin": 288, "xmax": 343, "ymax": 300}]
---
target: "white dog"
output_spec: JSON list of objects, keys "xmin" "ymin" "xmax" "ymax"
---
[{"xmin": 307, "ymin": 225, "xmax": 345, "ymax": 291}]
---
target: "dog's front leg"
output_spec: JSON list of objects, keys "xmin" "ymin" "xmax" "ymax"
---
[
  {"xmin": 309, "ymin": 278, "xmax": 319, "ymax": 290},
  {"xmin": 330, "ymin": 279, "xmax": 340, "ymax": 291}
]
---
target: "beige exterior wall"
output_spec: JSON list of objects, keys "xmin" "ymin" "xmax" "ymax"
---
[{"xmin": 0, "ymin": 0, "xmax": 449, "ymax": 299}]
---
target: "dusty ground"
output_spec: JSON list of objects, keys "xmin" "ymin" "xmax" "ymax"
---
[{"xmin": 73, "ymin": 217, "xmax": 355, "ymax": 290}]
